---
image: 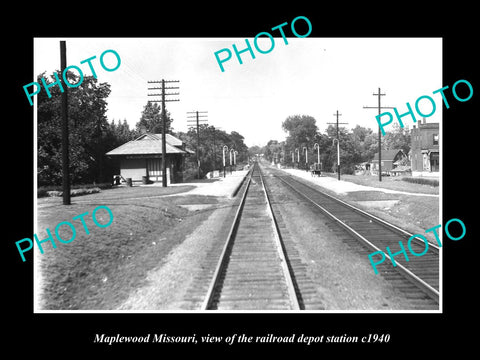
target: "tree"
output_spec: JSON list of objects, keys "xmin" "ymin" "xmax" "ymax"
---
[
  {"xmin": 101, "ymin": 119, "xmax": 136, "ymax": 177},
  {"xmin": 136, "ymin": 102, "xmax": 174, "ymax": 134},
  {"xmin": 229, "ymin": 131, "xmax": 249, "ymax": 161},
  {"xmin": 247, "ymin": 145, "xmax": 263, "ymax": 158},
  {"xmin": 383, "ymin": 122, "xmax": 411, "ymax": 153},
  {"xmin": 108, "ymin": 118, "xmax": 135, "ymax": 145},
  {"xmin": 282, "ymin": 114, "xmax": 318, "ymax": 146},
  {"xmin": 363, "ymin": 130, "xmax": 378, "ymax": 161},
  {"xmin": 273, "ymin": 113, "xmax": 414, "ymax": 175},
  {"xmin": 37, "ymin": 71, "xmax": 113, "ymax": 185},
  {"xmin": 351, "ymin": 125, "xmax": 376, "ymax": 162},
  {"xmin": 264, "ymin": 140, "xmax": 284, "ymax": 164},
  {"xmin": 176, "ymin": 126, "xmax": 249, "ymax": 179},
  {"xmin": 282, "ymin": 114, "xmax": 318, "ymax": 169},
  {"xmin": 326, "ymin": 125, "xmax": 358, "ymax": 174}
]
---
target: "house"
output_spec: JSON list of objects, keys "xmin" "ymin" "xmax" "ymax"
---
[
  {"xmin": 371, "ymin": 149, "xmax": 407, "ymax": 175},
  {"xmin": 410, "ymin": 119, "xmax": 439, "ymax": 177},
  {"xmin": 106, "ymin": 133, "xmax": 193, "ymax": 185}
]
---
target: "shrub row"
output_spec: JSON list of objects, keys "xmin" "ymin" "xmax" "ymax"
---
[
  {"xmin": 402, "ymin": 177, "xmax": 439, "ymax": 187},
  {"xmin": 38, "ymin": 183, "xmax": 112, "ymax": 198}
]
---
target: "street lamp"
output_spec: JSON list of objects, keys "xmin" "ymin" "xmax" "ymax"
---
[
  {"xmin": 313, "ymin": 143, "xmax": 320, "ymax": 170},
  {"xmin": 333, "ymin": 138, "xmax": 340, "ymax": 180},
  {"xmin": 303, "ymin": 146, "xmax": 308, "ymax": 170},
  {"xmin": 229, "ymin": 148, "xmax": 235, "ymax": 174},
  {"xmin": 222, "ymin": 145, "xmax": 228, "ymax": 178},
  {"xmin": 291, "ymin": 151, "xmax": 294, "ymax": 167},
  {"xmin": 295, "ymin": 148, "xmax": 300, "ymax": 168}
]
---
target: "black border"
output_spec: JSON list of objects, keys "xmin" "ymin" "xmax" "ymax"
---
[{"xmin": 7, "ymin": 4, "xmax": 478, "ymax": 355}]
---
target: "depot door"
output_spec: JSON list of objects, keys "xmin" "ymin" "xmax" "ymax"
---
[
  {"xmin": 146, "ymin": 158, "xmax": 162, "ymax": 181},
  {"xmin": 430, "ymin": 152, "xmax": 439, "ymax": 172}
]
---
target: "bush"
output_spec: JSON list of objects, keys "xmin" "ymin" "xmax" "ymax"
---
[
  {"xmin": 182, "ymin": 167, "xmax": 200, "ymax": 181},
  {"xmin": 37, "ymin": 188, "xmax": 50, "ymax": 198},
  {"xmin": 402, "ymin": 177, "xmax": 439, "ymax": 187},
  {"xmin": 71, "ymin": 188, "xmax": 101, "ymax": 197},
  {"xmin": 37, "ymin": 183, "xmax": 111, "ymax": 198}
]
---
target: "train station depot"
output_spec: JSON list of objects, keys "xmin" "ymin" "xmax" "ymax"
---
[{"xmin": 106, "ymin": 133, "xmax": 193, "ymax": 185}]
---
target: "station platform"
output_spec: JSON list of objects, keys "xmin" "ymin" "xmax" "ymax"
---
[{"xmin": 169, "ymin": 170, "xmax": 249, "ymax": 198}]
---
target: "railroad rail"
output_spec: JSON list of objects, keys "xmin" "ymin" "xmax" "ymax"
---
[
  {"xmin": 271, "ymin": 167, "xmax": 440, "ymax": 304},
  {"xmin": 201, "ymin": 162, "xmax": 301, "ymax": 310}
]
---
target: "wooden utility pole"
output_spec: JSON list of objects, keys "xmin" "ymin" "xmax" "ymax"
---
[
  {"xmin": 363, "ymin": 88, "xmax": 394, "ymax": 182},
  {"xmin": 187, "ymin": 111, "xmax": 208, "ymax": 179},
  {"xmin": 327, "ymin": 110, "xmax": 348, "ymax": 180},
  {"xmin": 211, "ymin": 126, "xmax": 217, "ymax": 171},
  {"xmin": 60, "ymin": 41, "xmax": 70, "ymax": 205},
  {"xmin": 147, "ymin": 80, "xmax": 180, "ymax": 187}
]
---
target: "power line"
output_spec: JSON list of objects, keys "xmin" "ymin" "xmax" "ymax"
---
[
  {"xmin": 327, "ymin": 110, "xmax": 348, "ymax": 180},
  {"xmin": 147, "ymin": 79, "xmax": 180, "ymax": 187},
  {"xmin": 60, "ymin": 40, "xmax": 70, "ymax": 205},
  {"xmin": 363, "ymin": 88, "xmax": 394, "ymax": 182},
  {"xmin": 187, "ymin": 111, "xmax": 208, "ymax": 179},
  {"xmin": 121, "ymin": 60, "xmax": 150, "ymax": 84}
]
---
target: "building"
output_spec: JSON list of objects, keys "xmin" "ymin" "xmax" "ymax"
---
[
  {"xmin": 371, "ymin": 149, "xmax": 407, "ymax": 175},
  {"xmin": 410, "ymin": 119, "xmax": 439, "ymax": 177},
  {"xmin": 106, "ymin": 133, "xmax": 193, "ymax": 185}
]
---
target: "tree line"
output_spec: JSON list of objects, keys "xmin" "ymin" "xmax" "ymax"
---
[
  {"xmin": 37, "ymin": 72, "xmax": 249, "ymax": 186},
  {"xmin": 254, "ymin": 114, "xmax": 410, "ymax": 174},
  {"xmin": 136, "ymin": 102, "xmax": 249, "ymax": 179}
]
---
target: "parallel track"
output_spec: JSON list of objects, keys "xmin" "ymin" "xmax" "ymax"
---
[
  {"xmin": 270, "ymin": 167, "xmax": 440, "ymax": 303},
  {"xmin": 201, "ymin": 162, "xmax": 301, "ymax": 310}
]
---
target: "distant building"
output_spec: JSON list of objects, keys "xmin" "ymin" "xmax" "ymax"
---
[
  {"xmin": 410, "ymin": 119, "xmax": 439, "ymax": 177},
  {"xmin": 106, "ymin": 133, "xmax": 193, "ymax": 185},
  {"xmin": 371, "ymin": 149, "xmax": 407, "ymax": 175}
]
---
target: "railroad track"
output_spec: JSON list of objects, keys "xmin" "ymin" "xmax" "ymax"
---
[
  {"xmin": 269, "ymin": 167, "xmax": 440, "ymax": 304},
  {"xmin": 201, "ymin": 162, "xmax": 301, "ymax": 310}
]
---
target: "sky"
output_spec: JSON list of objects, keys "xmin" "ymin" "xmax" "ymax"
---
[{"xmin": 34, "ymin": 37, "xmax": 442, "ymax": 147}]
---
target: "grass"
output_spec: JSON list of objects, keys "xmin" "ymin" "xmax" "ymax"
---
[
  {"xmin": 290, "ymin": 172, "xmax": 440, "ymax": 236},
  {"xmin": 334, "ymin": 174, "xmax": 441, "ymax": 234},
  {"xmin": 324, "ymin": 172, "xmax": 439, "ymax": 195},
  {"xmin": 348, "ymin": 192, "xmax": 439, "ymax": 235},
  {"xmin": 36, "ymin": 185, "xmax": 218, "ymax": 310},
  {"xmin": 319, "ymin": 186, "xmax": 439, "ymax": 236}
]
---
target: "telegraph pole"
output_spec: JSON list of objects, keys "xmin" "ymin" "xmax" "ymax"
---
[
  {"xmin": 60, "ymin": 41, "xmax": 70, "ymax": 205},
  {"xmin": 363, "ymin": 88, "xmax": 394, "ymax": 182},
  {"xmin": 211, "ymin": 126, "xmax": 217, "ymax": 171},
  {"xmin": 327, "ymin": 110, "xmax": 348, "ymax": 180},
  {"xmin": 187, "ymin": 111, "xmax": 208, "ymax": 179},
  {"xmin": 147, "ymin": 80, "xmax": 180, "ymax": 187}
]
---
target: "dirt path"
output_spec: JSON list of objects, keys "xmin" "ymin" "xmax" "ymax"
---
[{"xmin": 116, "ymin": 201, "xmax": 234, "ymax": 310}]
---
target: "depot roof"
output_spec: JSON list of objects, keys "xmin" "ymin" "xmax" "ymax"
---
[{"xmin": 106, "ymin": 133, "xmax": 193, "ymax": 156}]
